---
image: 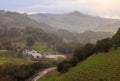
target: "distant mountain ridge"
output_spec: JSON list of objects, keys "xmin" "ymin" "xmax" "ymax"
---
[
  {"xmin": 0, "ymin": 10, "xmax": 115, "ymax": 43},
  {"xmin": 0, "ymin": 10, "xmax": 55, "ymax": 31},
  {"xmin": 28, "ymin": 11, "xmax": 120, "ymax": 33}
]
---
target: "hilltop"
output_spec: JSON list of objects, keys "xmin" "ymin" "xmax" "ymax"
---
[
  {"xmin": 29, "ymin": 11, "xmax": 120, "ymax": 33},
  {"xmin": 0, "ymin": 10, "xmax": 55, "ymax": 31}
]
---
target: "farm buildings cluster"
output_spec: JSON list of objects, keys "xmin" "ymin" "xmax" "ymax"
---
[{"xmin": 22, "ymin": 49, "xmax": 66, "ymax": 60}]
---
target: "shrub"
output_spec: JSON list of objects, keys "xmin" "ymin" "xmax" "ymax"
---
[
  {"xmin": 96, "ymin": 38, "xmax": 112, "ymax": 53},
  {"xmin": 57, "ymin": 61, "xmax": 72, "ymax": 73},
  {"xmin": 74, "ymin": 43, "xmax": 95, "ymax": 61},
  {"xmin": 69, "ymin": 56, "xmax": 79, "ymax": 66}
]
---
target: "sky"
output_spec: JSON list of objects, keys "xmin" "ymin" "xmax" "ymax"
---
[{"xmin": 1, "ymin": 0, "xmax": 120, "ymax": 19}]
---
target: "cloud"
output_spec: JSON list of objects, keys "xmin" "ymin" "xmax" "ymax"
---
[
  {"xmin": 75, "ymin": 0, "xmax": 120, "ymax": 18},
  {"xmin": 1, "ymin": 0, "xmax": 120, "ymax": 18}
]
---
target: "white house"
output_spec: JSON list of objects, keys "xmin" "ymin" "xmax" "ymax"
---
[
  {"xmin": 23, "ymin": 49, "xmax": 39, "ymax": 55},
  {"xmin": 27, "ymin": 50, "xmax": 37, "ymax": 55},
  {"xmin": 29, "ymin": 53, "xmax": 43, "ymax": 59},
  {"xmin": 22, "ymin": 49, "xmax": 43, "ymax": 59}
]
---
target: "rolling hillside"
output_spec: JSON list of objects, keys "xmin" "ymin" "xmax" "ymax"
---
[
  {"xmin": 0, "ymin": 27, "xmax": 62, "ymax": 52},
  {"xmin": 0, "ymin": 10, "xmax": 55, "ymax": 31},
  {"xmin": 0, "ymin": 10, "xmax": 114, "ymax": 43},
  {"xmin": 29, "ymin": 11, "xmax": 120, "ymax": 33},
  {"xmin": 54, "ymin": 29, "xmax": 113, "ymax": 43},
  {"xmin": 38, "ymin": 48, "xmax": 120, "ymax": 81}
]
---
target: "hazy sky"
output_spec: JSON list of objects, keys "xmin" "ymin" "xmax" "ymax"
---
[{"xmin": 1, "ymin": 0, "xmax": 120, "ymax": 19}]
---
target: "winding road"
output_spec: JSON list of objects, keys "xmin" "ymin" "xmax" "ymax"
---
[{"xmin": 30, "ymin": 67, "xmax": 56, "ymax": 81}]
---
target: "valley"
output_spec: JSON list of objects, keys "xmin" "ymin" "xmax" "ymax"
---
[{"xmin": 0, "ymin": 10, "xmax": 120, "ymax": 81}]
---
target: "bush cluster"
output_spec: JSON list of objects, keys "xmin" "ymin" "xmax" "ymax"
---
[{"xmin": 0, "ymin": 62, "xmax": 51, "ymax": 81}]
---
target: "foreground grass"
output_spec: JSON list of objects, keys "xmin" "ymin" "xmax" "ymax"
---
[{"xmin": 38, "ymin": 48, "xmax": 120, "ymax": 81}]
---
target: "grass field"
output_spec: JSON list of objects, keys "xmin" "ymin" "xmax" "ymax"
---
[
  {"xmin": 38, "ymin": 48, "xmax": 120, "ymax": 81},
  {"xmin": 14, "ymin": 40, "xmax": 54, "ymax": 52},
  {"xmin": 0, "ymin": 50, "xmax": 34, "ymax": 65},
  {"xmin": 0, "ymin": 57, "xmax": 33, "ymax": 65},
  {"xmin": 32, "ymin": 41, "xmax": 54, "ymax": 52},
  {"xmin": 12, "ymin": 34, "xmax": 54, "ymax": 52}
]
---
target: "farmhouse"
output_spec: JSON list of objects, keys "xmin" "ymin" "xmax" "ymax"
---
[
  {"xmin": 22, "ymin": 49, "xmax": 66, "ymax": 60},
  {"xmin": 23, "ymin": 49, "xmax": 40, "ymax": 55},
  {"xmin": 22, "ymin": 49, "xmax": 43, "ymax": 59},
  {"xmin": 29, "ymin": 53, "xmax": 43, "ymax": 59}
]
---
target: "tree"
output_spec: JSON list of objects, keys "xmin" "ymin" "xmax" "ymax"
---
[
  {"xmin": 95, "ymin": 38, "xmax": 112, "ymax": 53},
  {"xmin": 57, "ymin": 61, "xmax": 72, "ymax": 73},
  {"xmin": 74, "ymin": 43, "xmax": 95, "ymax": 61},
  {"xmin": 69, "ymin": 56, "xmax": 79, "ymax": 66},
  {"xmin": 26, "ymin": 37, "xmax": 35, "ymax": 47},
  {"xmin": 6, "ymin": 27, "xmax": 21, "ymax": 37},
  {"xmin": 112, "ymin": 28, "xmax": 120, "ymax": 48},
  {"xmin": 0, "ymin": 37, "xmax": 13, "ymax": 50}
]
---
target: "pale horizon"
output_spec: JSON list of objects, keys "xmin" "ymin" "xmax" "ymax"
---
[{"xmin": 1, "ymin": 0, "xmax": 120, "ymax": 19}]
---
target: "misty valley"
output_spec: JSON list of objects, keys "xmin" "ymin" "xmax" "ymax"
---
[{"xmin": 0, "ymin": 4, "xmax": 120, "ymax": 81}]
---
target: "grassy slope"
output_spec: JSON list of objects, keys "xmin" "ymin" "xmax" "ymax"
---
[
  {"xmin": 39, "ymin": 48, "xmax": 120, "ymax": 81},
  {"xmin": 15, "ymin": 41, "xmax": 54, "ymax": 52},
  {"xmin": 32, "ymin": 41, "xmax": 54, "ymax": 52},
  {"xmin": 13, "ymin": 35, "xmax": 54, "ymax": 52},
  {"xmin": 0, "ymin": 50, "xmax": 34, "ymax": 65}
]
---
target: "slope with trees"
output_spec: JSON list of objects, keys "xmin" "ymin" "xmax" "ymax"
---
[
  {"xmin": 37, "ymin": 27, "xmax": 120, "ymax": 81},
  {"xmin": 39, "ymin": 48, "xmax": 120, "ymax": 81}
]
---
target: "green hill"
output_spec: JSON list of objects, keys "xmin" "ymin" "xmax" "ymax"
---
[
  {"xmin": 0, "ymin": 10, "xmax": 54, "ymax": 31},
  {"xmin": 0, "ymin": 27, "xmax": 62, "ymax": 52},
  {"xmin": 38, "ymin": 48, "xmax": 120, "ymax": 81}
]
